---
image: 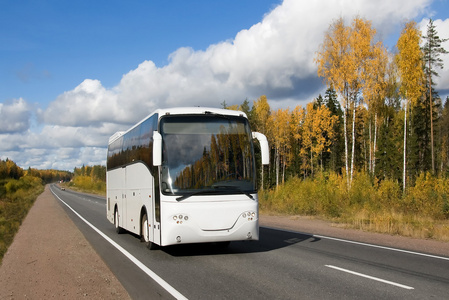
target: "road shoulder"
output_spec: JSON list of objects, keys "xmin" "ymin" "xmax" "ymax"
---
[
  {"xmin": 260, "ymin": 214, "xmax": 449, "ymax": 257},
  {"xmin": 0, "ymin": 185, "xmax": 130, "ymax": 299}
]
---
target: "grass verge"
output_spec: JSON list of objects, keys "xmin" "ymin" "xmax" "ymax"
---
[
  {"xmin": 259, "ymin": 172, "xmax": 449, "ymax": 242},
  {"xmin": 0, "ymin": 176, "xmax": 44, "ymax": 265}
]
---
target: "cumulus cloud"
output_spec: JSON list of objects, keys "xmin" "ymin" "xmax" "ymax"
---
[
  {"xmin": 40, "ymin": 79, "xmax": 121, "ymax": 126},
  {"xmin": 41, "ymin": 0, "xmax": 434, "ymax": 129},
  {"xmin": 0, "ymin": 98, "xmax": 31, "ymax": 134},
  {"xmin": 4, "ymin": 0, "xmax": 444, "ymax": 170}
]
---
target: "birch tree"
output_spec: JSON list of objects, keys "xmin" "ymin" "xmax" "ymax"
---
[
  {"xmin": 316, "ymin": 17, "xmax": 381, "ymax": 187},
  {"xmin": 396, "ymin": 21, "xmax": 424, "ymax": 190},
  {"xmin": 363, "ymin": 43, "xmax": 389, "ymax": 174},
  {"xmin": 316, "ymin": 17, "xmax": 353, "ymax": 186},
  {"xmin": 252, "ymin": 95, "xmax": 271, "ymax": 189},
  {"xmin": 271, "ymin": 108, "xmax": 291, "ymax": 186}
]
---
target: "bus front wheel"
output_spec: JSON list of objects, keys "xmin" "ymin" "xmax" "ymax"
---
[{"xmin": 141, "ymin": 213, "xmax": 158, "ymax": 250}]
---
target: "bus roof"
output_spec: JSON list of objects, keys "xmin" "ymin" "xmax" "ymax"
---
[
  {"xmin": 153, "ymin": 107, "xmax": 247, "ymax": 118},
  {"xmin": 108, "ymin": 107, "xmax": 248, "ymax": 144}
]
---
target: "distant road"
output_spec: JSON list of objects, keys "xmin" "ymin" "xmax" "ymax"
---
[{"xmin": 51, "ymin": 185, "xmax": 449, "ymax": 299}]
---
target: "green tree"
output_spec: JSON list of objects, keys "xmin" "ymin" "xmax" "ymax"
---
[
  {"xmin": 422, "ymin": 19, "xmax": 448, "ymax": 173},
  {"xmin": 324, "ymin": 85, "xmax": 344, "ymax": 172}
]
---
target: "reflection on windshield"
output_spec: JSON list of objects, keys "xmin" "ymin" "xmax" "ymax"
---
[{"xmin": 160, "ymin": 115, "xmax": 255, "ymax": 196}]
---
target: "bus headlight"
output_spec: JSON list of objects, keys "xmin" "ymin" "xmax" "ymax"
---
[
  {"xmin": 173, "ymin": 214, "xmax": 189, "ymax": 224},
  {"xmin": 242, "ymin": 211, "xmax": 256, "ymax": 221}
]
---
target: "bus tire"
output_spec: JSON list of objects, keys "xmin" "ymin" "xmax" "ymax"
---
[
  {"xmin": 114, "ymin": 208, "xmax": 125, "ymax": 234},
  {"xmin": 141, "ymin": 213, "xmax": 158, "ymax": 250}
]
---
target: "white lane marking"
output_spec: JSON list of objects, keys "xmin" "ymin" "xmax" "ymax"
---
[
  {"xmin": 51, "ymin": 188, "xmax": 188, "ymax": 300},
  {"xmin": 313, "ymin": 234, "xmax": 449, "ymax": 261},
  {"xmin": 263, "ymin": 226, "xmax": 449, "ymax": 261},
  {"xmin": 325, "ymin": 265, "xmax": 414, "ymax": 290}
]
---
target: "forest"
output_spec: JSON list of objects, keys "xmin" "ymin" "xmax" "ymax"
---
[
  {"xmin": 223, "ymin": 18, "xmax": 449, "ymax": 240},
  {"xmin": 65, "ymin": 165, "xmax": 106, "ymax": 195}
]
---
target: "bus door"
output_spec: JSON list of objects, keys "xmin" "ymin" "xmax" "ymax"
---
[
  {"xmin": 122, "ymin": 166, "xmax": 128, "ymax": 229},
  {"xmin": 151, "ymin": 172, "xmax": 161, "ymax": 245}
]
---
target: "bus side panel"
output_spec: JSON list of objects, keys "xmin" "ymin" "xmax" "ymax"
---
[
  {"xmin": 124, "ymin": 163, "xmax": 154, "ymax": 237},
  {"xmin": 106, "ymin": 168, "xmax": 125, "ymax": 225}
]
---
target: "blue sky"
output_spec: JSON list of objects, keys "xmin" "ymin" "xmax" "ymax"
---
[
  {"xmin": 1, "ymin": 0, "xmax": 279, "ymax": 107},
  {"xmin": 1, "ymin": 0, "xmax": 448, "ymax": 171}
]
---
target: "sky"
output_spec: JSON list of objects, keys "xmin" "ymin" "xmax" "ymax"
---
[{"xmin": 1, "ymin": 0, "xmax": 448, "ymax": 171}]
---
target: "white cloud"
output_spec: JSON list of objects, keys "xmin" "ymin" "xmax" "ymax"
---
[
  {"xmin": 4, "ymin": 0, "xmax": 443, "ymax": 170},
  {"xmin": 40, "ymin": 79, "xmax": 121, "ymax": 126},
  {"xmin": 0, "ymin": 98, "xmax": 31, "ymax": 133},
  {"xmin": 1, "ymin": 147, "xmax": 106, "ymax": 170}
]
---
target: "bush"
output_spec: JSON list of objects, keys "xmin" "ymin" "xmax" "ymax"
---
[
  {"xmin": 259, "ymin": 171, "xmax": 449, "ymax": 241},
  {"xmin": 404, "ymin": 173, "xmax": 449, "ymax": 220},
  {"xmin": 68, "ymin": 175, "xmax": 106, "ymax": 195}
]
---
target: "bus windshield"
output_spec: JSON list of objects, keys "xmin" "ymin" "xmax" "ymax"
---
[{"xmin": 160, "ymin": 114, "xmax": 256, "ymax": 198}]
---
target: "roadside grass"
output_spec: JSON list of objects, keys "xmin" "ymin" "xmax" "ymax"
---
[
  {"xmin": 259, "ymin": 171, "xmax": 449, "ymax": 242},
  {"xmin": 0, "ymin": 176, "xmax": 44, "ymax": 265}
]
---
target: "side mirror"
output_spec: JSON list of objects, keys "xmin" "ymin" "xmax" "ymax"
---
[
  {"xmin": 153, "ymin": 131, "xmax": 162, "ymax": 166},
  {"xmin": 252, "ymin": 132, "xmax": 269, "ymax": 165}
]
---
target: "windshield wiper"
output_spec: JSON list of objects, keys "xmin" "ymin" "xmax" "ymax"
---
[
  {"xmin": 204, "ymin": 111, "xmax": 231, "ymax": 120},
  {"xmin": 212, "ymin": 185, "xmax": 254, "ymax": 200},
  {"xmin": 176, "ymin": 190, "xmax": 220, "ymax": 201}
]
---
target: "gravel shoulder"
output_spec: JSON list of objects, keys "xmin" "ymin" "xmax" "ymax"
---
[
  {"xmin": 0, "ymin": 185, "xmax": 130, "ymax": 299},
  {"xmin": 0, "ymin": 186, "xmax": 448, "ymax": 299}
]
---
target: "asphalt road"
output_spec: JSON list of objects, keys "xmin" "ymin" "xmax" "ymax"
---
[{"xmin": 50, "ymin": 185, "xmax": 449, "ymax": 299}]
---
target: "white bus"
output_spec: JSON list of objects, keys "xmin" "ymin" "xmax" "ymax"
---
[{"xmin": 106, "ymin": 107, "xmax": 269, "ymax": 248}]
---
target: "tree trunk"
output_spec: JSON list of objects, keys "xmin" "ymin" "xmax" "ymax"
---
[
  {"xmin": 344, "ymin": 99, "xmax": 349, "ymax": 187},
  {"xmin": 350, "ymin": 103, "xmax": 356, "ymax": 185},
  {"xmin": 373, "ymin": 113, "xmax": 378, "ymax": 175},
  {"xmin": 310, "ymin": 150, "xmax": 314, "ymax": 177},
  {"xmin": 403, "ymin": 101, "xmax": 407, "ymax": 192},
  {"xmin": 369, "ymin": 119, "xmax": 372, "ymax": 173},
  {"xmin": 275, "ymin": 147, "xmax": 279, "ymax": 188},
  {"xmin": 429, "ymin": 69, "xmax": 435, "ymax": 174}
]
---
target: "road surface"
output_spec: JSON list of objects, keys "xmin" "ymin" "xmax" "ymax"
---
[{"xmin": 51, "ymin": 185, "xmax": 449, "ymax": 299}]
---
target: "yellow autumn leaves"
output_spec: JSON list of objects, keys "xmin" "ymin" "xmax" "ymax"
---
[{"xmin": 244, "ymin": 95, "xmax": 337, "ymax": 187}]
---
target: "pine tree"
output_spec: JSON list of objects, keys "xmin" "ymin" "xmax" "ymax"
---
[
  {"xmin": 422, "ymin": 19, "xmax": 448, "ymax": 174},
  {"xmin": 324, "ymin": 85, "xmax": 344, "ymax": 172}
]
